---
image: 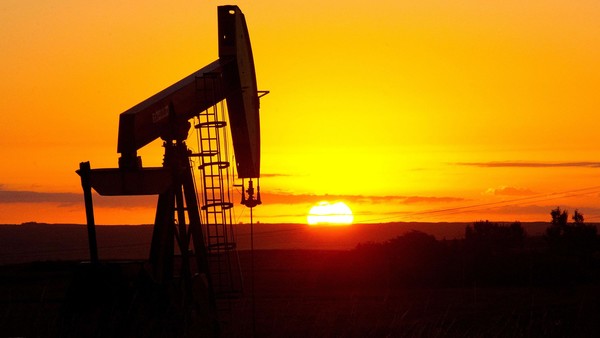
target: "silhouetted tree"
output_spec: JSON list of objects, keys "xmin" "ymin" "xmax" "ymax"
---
[
  {"xmin": 572, "ymin": 209, "xmax": 584, "ymax": 225},
  {"xmin": 547, "ymin": 207, "xmax": 568, "ymax": 240},
  {"xmin": 546, "ymin": 207, "xmax": 598, "ymax": 256},
  {"xmin": 509, "ymin": 221, "xmax": 526, "ymax": 246},
  {"xmin": 384, "ymin": 231, "xmax": 449, "ymax": 286},
  {"xmin": 463, "ymin": 221, "xmax": 529, "ymax": 285},
  {"xmin": 465, "ymin": 220, "xmax": 526, "ymax": 254},
  {"xmin": 551, "ymin": 207, "xmax": 569, "ymax": 226}
]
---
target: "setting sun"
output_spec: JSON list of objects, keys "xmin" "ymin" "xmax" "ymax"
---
[{"xmin": 307, "ymin": 201, "xmax": 354, "ymax": 226}]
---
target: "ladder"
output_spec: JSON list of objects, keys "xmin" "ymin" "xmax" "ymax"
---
[{"xmin": 191, "ymin": 75, "xmax": 243, "ymax": 318}]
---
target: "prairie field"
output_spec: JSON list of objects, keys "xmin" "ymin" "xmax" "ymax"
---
[{"xmin": 1, "ymin": 223, "xmax": 600, "ymax": 336}]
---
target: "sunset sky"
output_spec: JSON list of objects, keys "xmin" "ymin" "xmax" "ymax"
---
[{"xmin": 1, "ymin": 0, "xmax": 600, "ymax": 225}]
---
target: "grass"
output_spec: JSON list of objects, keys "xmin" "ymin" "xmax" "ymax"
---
[
  {"xmin": 221, "ymin": 250, "xmax": 600, "ymax": 337},
  {"xmin": 1, "ymin": 250, "xmax": 600, "ymax": 337}
]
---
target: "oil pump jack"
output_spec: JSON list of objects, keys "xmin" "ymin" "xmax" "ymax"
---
[{"xmin": 72, "ymin": 5, "xmax": 264, "ymax": 336}]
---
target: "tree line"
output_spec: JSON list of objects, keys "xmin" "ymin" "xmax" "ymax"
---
[{"xmin": 351, "ymin": 207, "xmax": 600, "ymax": 288}]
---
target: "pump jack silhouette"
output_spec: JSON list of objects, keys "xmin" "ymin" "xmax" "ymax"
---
[{"xmin": 68, "ymin": 6, "xmax": 265, "ymax": 336}]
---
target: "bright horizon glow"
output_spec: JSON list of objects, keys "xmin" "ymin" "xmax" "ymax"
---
[{"xmin": 307, "ymin": 201, "xmax": 354, "ymax": 226}]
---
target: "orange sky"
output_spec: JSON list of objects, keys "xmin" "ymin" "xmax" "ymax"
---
[{"xmin": 1, "ymin": 0, "xmax": 600, "ymax": 225}]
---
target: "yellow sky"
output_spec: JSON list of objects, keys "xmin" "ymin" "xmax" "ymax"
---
[{"xmin": 1, "ymin": 0, "xmax": 600, "ymax": 224}]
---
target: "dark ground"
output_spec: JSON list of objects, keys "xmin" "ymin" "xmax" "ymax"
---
[
  {"xmin": 1, "ymin": 250, "xmax": 600, "ymax": 337},
  {"xmin": 228, "ymin": 250, "xmax": 600, "ymax": 337},
  {"xmin": 1, "ymin": 223, "xmax": 600, "ymax": 337}
]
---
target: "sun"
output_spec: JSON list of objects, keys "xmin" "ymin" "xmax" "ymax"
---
[{"xmin": 307, "ymin": 201, "xmax": 354, "ymax": 226}]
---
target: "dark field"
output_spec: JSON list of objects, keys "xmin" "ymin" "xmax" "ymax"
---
[
  {"xmin": 230, "ymin": 250, "xmax": 600, "ymax": 337},
  {"xmin": 1, "ymin": 250, "xmax": 600, "ymax": 337},
  {"xmin": 2, "ymin": 223, "xmax": 600, "ymax": 336}
]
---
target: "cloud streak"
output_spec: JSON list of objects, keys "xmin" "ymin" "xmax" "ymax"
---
[
  {"xmin": 0, "ymin": 187, "xmax": 155, "ymax": 209},
  {"xmin": 485, "ymin": 186, "xmax": 535, "ymax": 196},
  {"xmin": 457, "ymin": 161, "xmax": 600, "ymax": 168},
  {"xmin": 260, "ymin": 192, "xmax": 465, "ymax": 205},
  {"xmin": 0, "ymin": 189, "xmax": 80, "ymax": 204},
  {"xmin": 259, "ymin": 173, "xmax": 295, "ymax": 178},
  {"xmin": 0, "ymin": 187, "xmax": 465, "ymax": 210}
]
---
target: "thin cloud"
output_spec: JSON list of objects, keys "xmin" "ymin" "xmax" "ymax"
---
[
  {"xmin": 260, "ymin": 192, "xmax": 465, "ymax": 205},
  {"xmin": 0, "ymin": 187, "xmax": 465, "ymax": 210},
  {"xmin": 485, "ymin": 186, "xmax": 535, "ymax": 196},
  {"xmin": 0, "ymin": 189, "xmax": 80, "ymax": 204},
  {"xmin": 457, "ymin": 161, "xmax": 600, "ymax": 168},
  {"xmin": 93, "ymin": 195, "xmax": 156, "ymax": 209},
  {"xmin": 401, "ymin": 196, "xmax": 466, "ymax": 204},
  {"xmin": 0, "ymin": 187, "xmax": 155, "ymax": 209},
  {"xmin": 259, "ymin": 173, "xmax": 295, "ymax": 178}
]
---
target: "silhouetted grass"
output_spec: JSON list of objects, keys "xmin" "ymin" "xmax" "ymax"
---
[{"xmin": 2, "ymin": 221, "xmax": 600, "ymax": 336}]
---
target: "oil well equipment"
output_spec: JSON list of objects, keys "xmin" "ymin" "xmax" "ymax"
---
[{"xmin": 70, "ymin": 6, "xmax": 265, "ymax": 336}]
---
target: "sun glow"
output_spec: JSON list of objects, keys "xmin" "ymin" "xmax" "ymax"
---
[{"xmin": 307, "ymin": 201, "xmax": 354, "ymax": 226}]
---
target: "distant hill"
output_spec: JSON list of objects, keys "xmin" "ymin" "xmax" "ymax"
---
[
  {"xmin": 0, "ymin": 223, "xmax": 152, "ymax": 264},
  {"xmin": 0, "ymin": 222, "xmax": 554, "ymax": 265}
]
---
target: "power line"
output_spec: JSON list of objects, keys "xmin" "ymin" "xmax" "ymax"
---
[
  {"xmin": 6, "ymin": 185, "xmax": 600, "ymax": 257},
  {"xmin": 356, "ymin": 185, "xmax": 600, "ymax": 223}
]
